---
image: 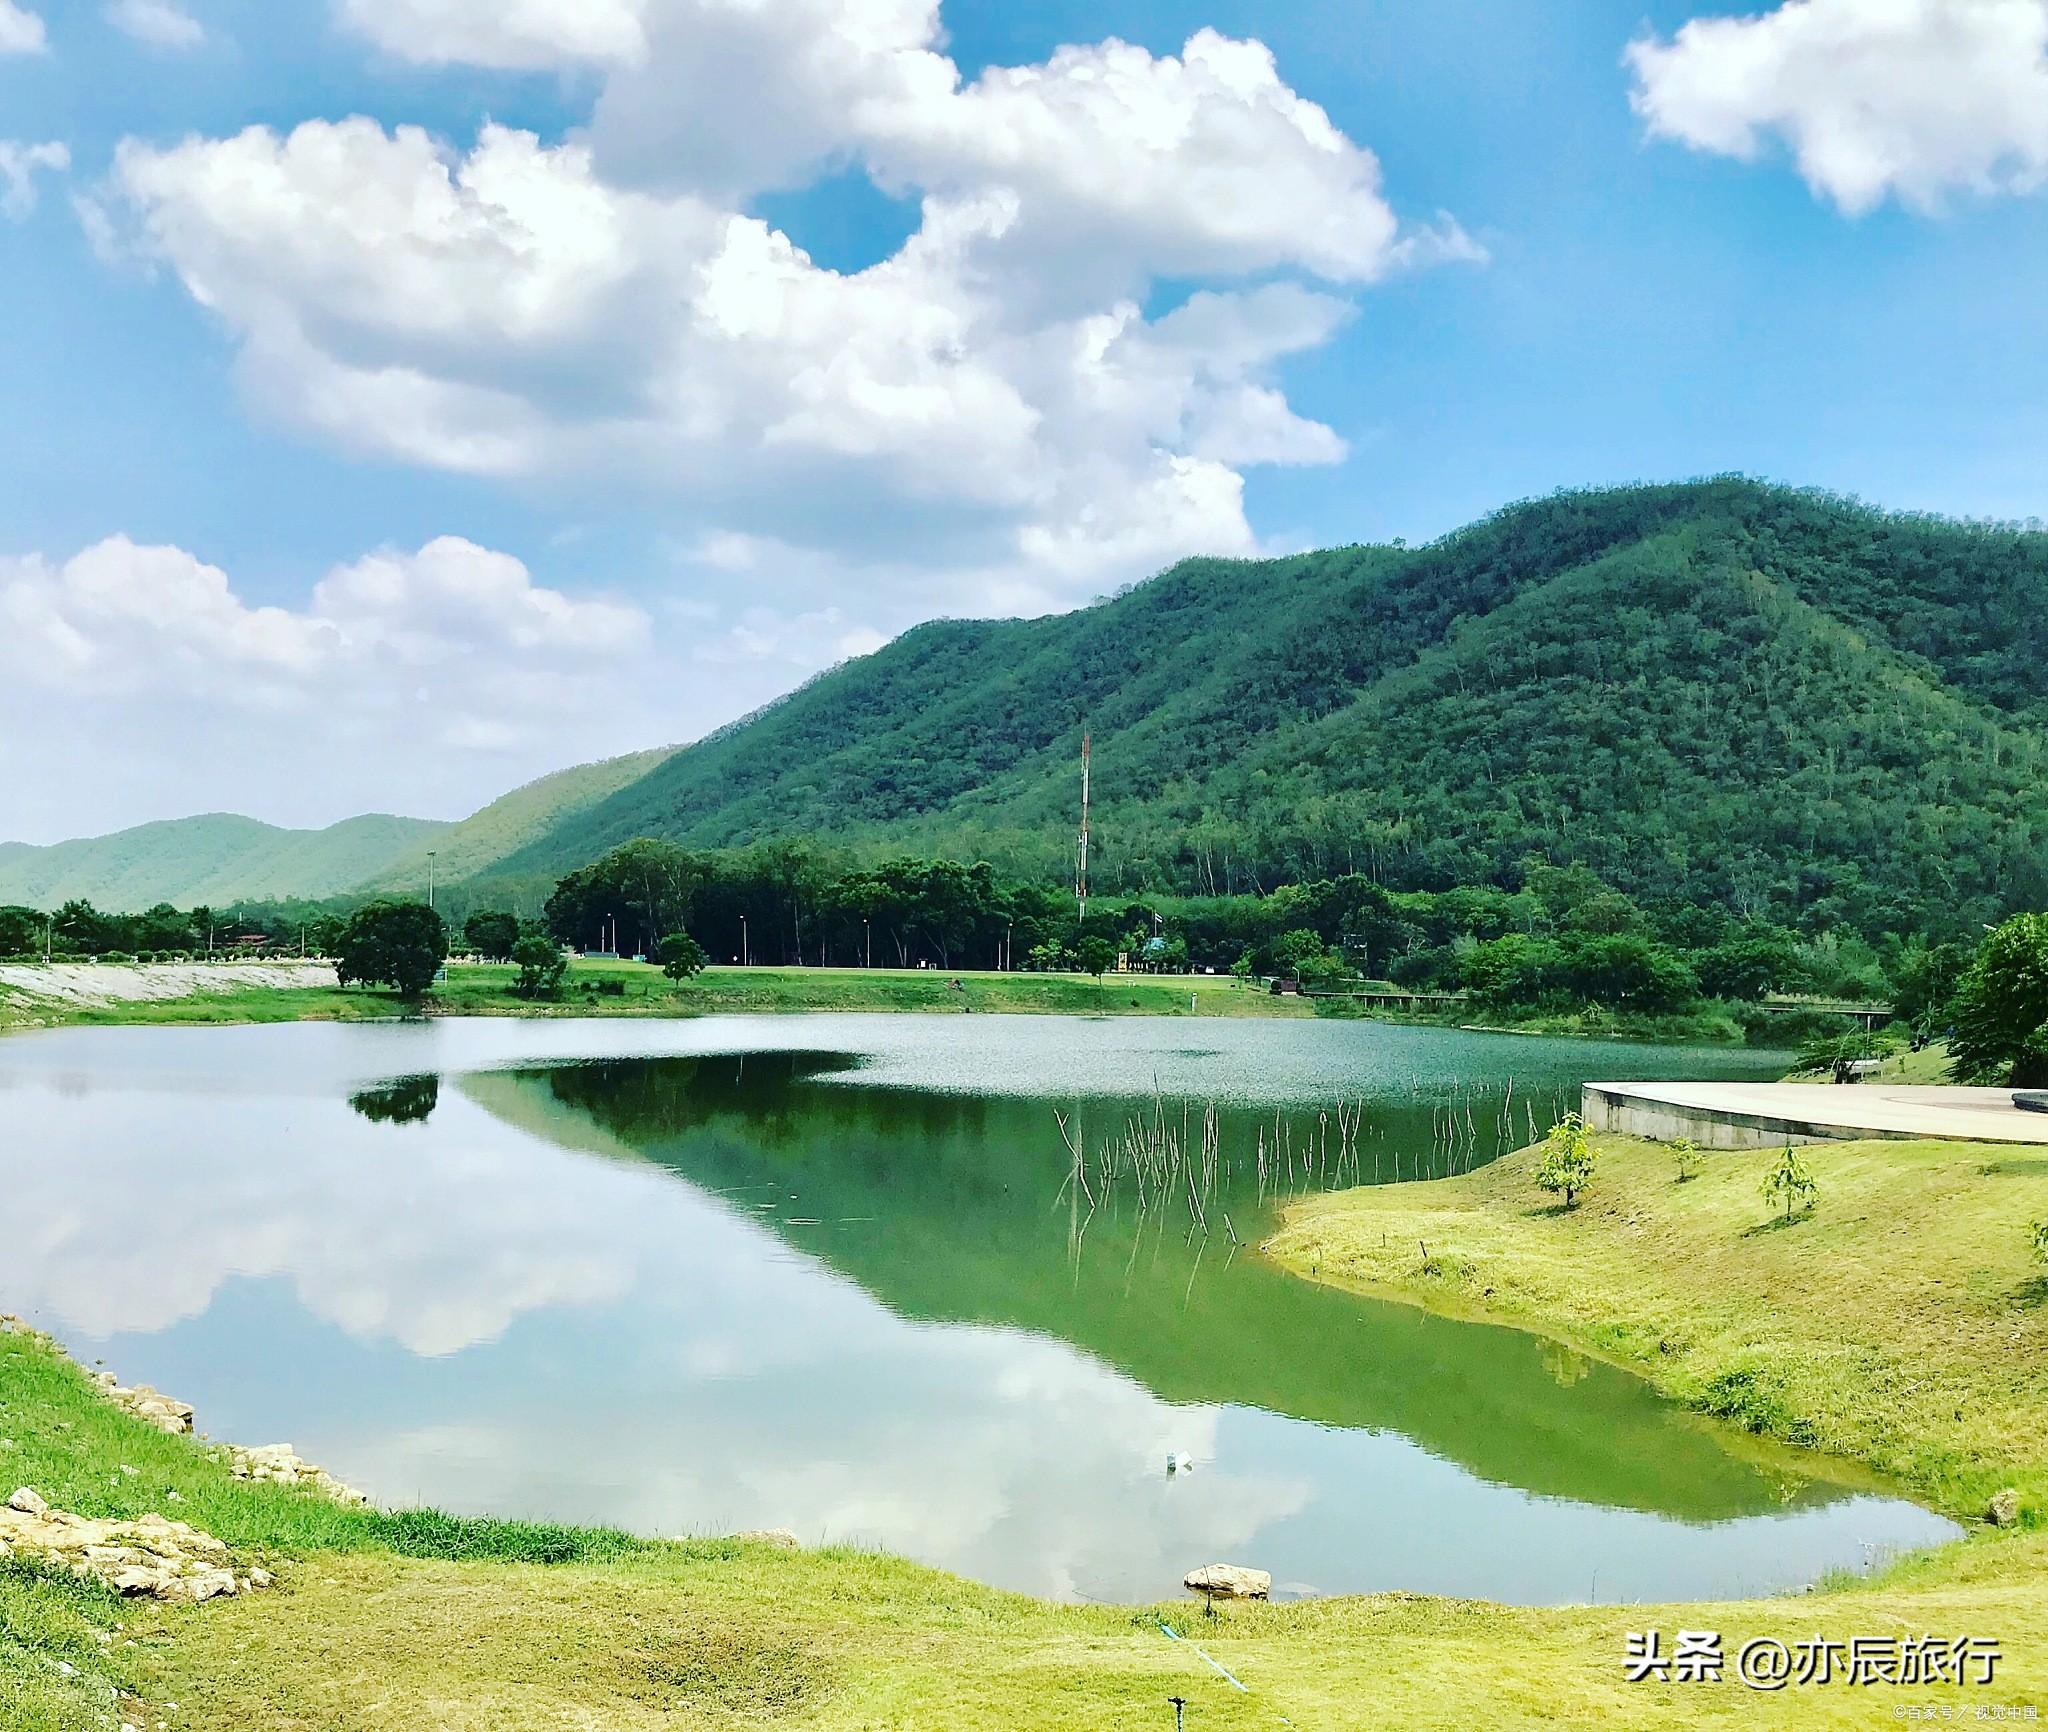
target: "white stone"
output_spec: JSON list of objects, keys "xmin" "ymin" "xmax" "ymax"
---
[{"xmin": 1184, "ymin": 1563, "xmax": 1271, "ymax": 1600}]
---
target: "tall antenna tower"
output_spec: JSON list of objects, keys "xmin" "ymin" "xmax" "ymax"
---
[{"xmin": 1076, "ymin": 730, "xmax": 1091, "ymax": 924}]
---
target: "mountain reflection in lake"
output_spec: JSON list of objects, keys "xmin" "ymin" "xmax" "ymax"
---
[{"xmin": 0, "ymin": 1015, "xmax": 1955, "ymax": 1603}]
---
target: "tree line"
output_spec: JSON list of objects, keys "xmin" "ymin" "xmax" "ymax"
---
[
  {"xmin": 11, "ymin": 836, "xmax": 2048, "ymax": 1084},
  {"xmin": 0, "ymin": 846, "xmax": 1970, "ymax": 1011}
]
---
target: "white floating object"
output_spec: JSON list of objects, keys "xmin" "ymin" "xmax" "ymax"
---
[{"xmin": 1166, "ymin": 1451, "xmax": 1195, "ymax": 1476}]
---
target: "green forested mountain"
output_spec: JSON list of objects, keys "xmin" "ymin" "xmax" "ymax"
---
[
  {"xmin": 478, "ymin": 480, "xmax": 2048, "ymax": 940},
  {"xmin": 0, "ymin": 813, "xmax": 446, "ymax": 912},
  {"xmin": 12, "ymin": 480, "xmax": 2044, "ymax": 940},
  {"xmin": 362, "ymin": 745, "xmax": 678, "ymax": 894}
]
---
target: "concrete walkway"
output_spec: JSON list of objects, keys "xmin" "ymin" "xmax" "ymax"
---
[{"xmin": 1583, "ymin": 1081, "xmax": 2048, "ymax": 1149}]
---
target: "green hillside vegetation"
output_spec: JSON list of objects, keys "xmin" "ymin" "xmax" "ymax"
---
[
  {"xmin": 0, "ymin": 813, "xmax": 446, "ymax": 912},
  {"xmin": 481, "ymin": 480, "xmax": 2048, "ymax": 942},
  {"xmin": 363, "ymin": 745, "xmax": 676, "ymax": 894}
]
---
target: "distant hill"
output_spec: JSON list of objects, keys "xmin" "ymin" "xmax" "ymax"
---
[
  {"xmin": 482, "ymin": 479, "xmax": 2048, "ymax": 937},
  {"xmin": 0, "ymin": 813, "xmax": 447, "ymax": 912},
  {"xmin": 362, "ymin": 746, "xmax": 678, "ymax": 894}
]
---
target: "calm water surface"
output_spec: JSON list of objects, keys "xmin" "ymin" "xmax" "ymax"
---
[{"xmin": 0, "ymin": 1015, "xmax": 1955, "ymax": 1602}]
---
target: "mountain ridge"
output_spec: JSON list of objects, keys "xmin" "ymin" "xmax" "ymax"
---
[
  {"xmin": 10, "ymin": 479, "xmax": 2046, "ymax": 938},
  {"xmin": 0, "ymin": 812, "xmax": 447, "ymax": 912},
  {"xmin": 474, "ymin": 478, "xmax": 2048, "ymax": 937}
]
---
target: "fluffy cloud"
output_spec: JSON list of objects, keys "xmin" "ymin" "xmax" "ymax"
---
[
  {"xmin": 1629, "ymin": 0, "xmax": 2048, "ymax": 214},
  {"xmin": 106, "ymin": 0, "xmax": 205, "ymax": 49},
  {"xmin": 0, "ymin": 140, "xmax": 66, "ymax": 219},
  {"xmin": 96, "ymin": 4, "xmax": 1472, "ymax": 619},
  {"xmin": 0, "ymin": 533, "xmax": 815, "ymax": 839},
  {"xmin": 339, "ymin": 0, "xmax": 649, "ymax": 68},
  {"xmin": 0, "ymin": 534, "xmax": 642, "ymax": 702},
  {"xmin": 0, "ymin": 0, "xmax": 43, "ymax": 53}
]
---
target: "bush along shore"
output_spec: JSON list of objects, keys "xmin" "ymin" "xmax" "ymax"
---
[{"xmin": 6, "ymin": 1120, "xmax": 2048, "ymax": 1728}]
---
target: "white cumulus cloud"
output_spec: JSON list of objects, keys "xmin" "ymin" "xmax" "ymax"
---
[
  {"xmin": 0, "ymin": 534, "xmax": 809, "ymax": 840},
  {"xmin": 1629, "ymin": 0, "xmax": 2048, "ymax": 214},
  {"xmin": 91, "ymin": 2, "xmax": 1472, "ymax": 621},
  {"xmin": 340, "ymin": 0, "xmax": 649, "ymax": 68},
  {"xmin": 0, "ymin": 0, "xmax": 44, "ymax": 53},
  {"xmin": 0, "ymin": 140, "xmax": 67, "ymax": 220},
  {"xmin": 106, "ymin": 0, "xmax": 205, "ymax": 49}
]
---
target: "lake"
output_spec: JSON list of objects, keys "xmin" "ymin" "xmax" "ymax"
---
[{"xmin": 0, "ymin": 1013, "xmax": 1956, "ymax": 1603}]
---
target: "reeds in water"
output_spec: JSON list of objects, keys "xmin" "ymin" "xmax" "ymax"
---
[{"xmin": 1054, "ymin": 1077, "xmax": 1571, "ymax": 1243}]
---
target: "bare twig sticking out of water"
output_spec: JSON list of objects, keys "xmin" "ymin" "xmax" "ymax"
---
[{"xmin": 1055, "ymin": 1078, "xmax": 1556, "ymax": 1267}]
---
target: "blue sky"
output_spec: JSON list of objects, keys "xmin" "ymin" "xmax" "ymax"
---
[{"xmin": 3, "ymin": 0, "xmax": 2047, "ymax": 841}]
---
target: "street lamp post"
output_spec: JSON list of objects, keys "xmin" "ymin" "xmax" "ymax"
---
[
  {"xmin": 741, "ymin": 914, "xmax": 749, "ymax": 967},
  {"xmin": 863, "ymin": 917, "xmax": 871, "ymax": 970},
  {"xmin": 427, "ymin": 851, "xmax": 438, "ymax": 913}
]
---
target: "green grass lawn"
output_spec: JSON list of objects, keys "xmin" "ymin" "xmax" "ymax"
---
[{"xmin": 523, "ymin": 960, "xmax": 1305, "ymax": 1019}]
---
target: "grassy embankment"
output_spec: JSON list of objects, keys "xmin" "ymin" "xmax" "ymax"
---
[
  {"xmin": 5, "ymin": 958, "xmax": 1788, "ymax": 1043},
  {"xmin": 1269, "ymin": 1130, "xmax": 2047, "ymax": 1522},
  {"xmin": 7, "ymin": 1126, "xmax": 2048, "ymax": 1727},
  {"xmin": 0, "ymin": 961, "xmax": 1308, "ymax": 1033}
]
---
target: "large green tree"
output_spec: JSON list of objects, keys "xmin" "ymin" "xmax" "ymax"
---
[
  {"xmin": 0, "ymin": 906, "xmax": 43, "ymax": 956},
  {"xmin": 335, "ymin": 901, "xmax": 447, "ymax": 999},
  {"xmin": 659, "ymin": 932, "xmax": 709, "ymax": 983},
  {"xmin": 464, "ymin": 910, "xmax": 522, "ymax": 961},
  {"xmin": 1949, "ymin": 914, "xmax": 2048, "ymax": 1088}
]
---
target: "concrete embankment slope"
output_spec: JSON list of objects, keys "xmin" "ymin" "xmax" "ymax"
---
[
  {"xmin": 0, "ymin": 960, "xmax": 337, "ymax": 1014},
  {"xmin": 1584, "ymin": 1081, "xmax": 2048, "ymax": 1148}
]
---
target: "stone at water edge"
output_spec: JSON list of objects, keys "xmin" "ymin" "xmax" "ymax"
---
[
  {"xmin": 224, "ymin": 1442, "xmax": 367, "ymax": 1505},
  {"xmin": 735, "ymin": 1528, "xmax": 801, "ymax": 1549},
  {"xmin": 0, "ymin": 1493, "xmax": 267, "ymax": 1603},
  {"xmin": 1987, "ymin": 1489, "xmax": 2021, "ymax": 1528},
  {"xmin": 96, "ymin": 1376, "xmax": 195, "ymax": 1436},
  {"xmin": 1184, "ymin": 1563, "xmax": 1271, "ymax": 1601}
]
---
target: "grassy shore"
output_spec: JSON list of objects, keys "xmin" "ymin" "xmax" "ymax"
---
[
  {"xmin": 4, "ymin": 1318, "xmax": 2046, "ymax": 1732},
  {"xmin": 6, "ymin": 1125, "xmax": 2048, "ymax": 1727},
  {"xmin": 4, "ymin": 959, "xmax": 1781, "ymax": 1044},
  {"xmin": 1267, "ymin": 1131, "xmax": 2047, "ymax": 1520},
  {"xmin": 0, "ymin": 961, "xmax": 1309, "ymax": 1033}
]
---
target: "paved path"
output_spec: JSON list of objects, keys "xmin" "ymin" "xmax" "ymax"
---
[{"xmin": 1584, "ymin": 1082, "xmax": 2048, "ymax": 1148}]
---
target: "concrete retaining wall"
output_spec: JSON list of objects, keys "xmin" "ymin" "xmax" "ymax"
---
[{"xmin": 1580, "ymin": 1084, "xmax": 1919, "ymax": 1151}]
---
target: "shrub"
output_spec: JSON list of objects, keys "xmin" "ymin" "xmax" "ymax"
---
[
  {"xmin": 1534, "ymin": 1112, "xmax": 1597, "ymax": 1208},
  {"xmin": 1671, "ymin": 1136, "xmax": 1702, "ymax": 1182},
  {"xmin": 1761, "ymin": 1143, "xmax": 1818, "ymax": 1221},
  {"xmin": 510, "ymin": 935, "xmax": 567, "ymax": 1001}
]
